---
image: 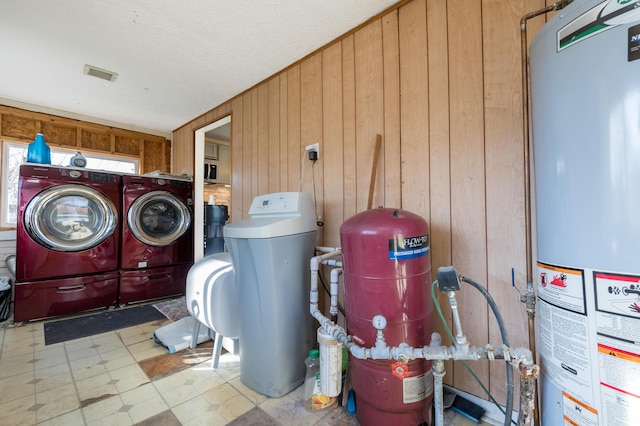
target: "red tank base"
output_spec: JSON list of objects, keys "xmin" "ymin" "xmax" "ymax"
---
[{"xmin": 356, "ymin": 397, "xmax": 432, "ymax": 426}]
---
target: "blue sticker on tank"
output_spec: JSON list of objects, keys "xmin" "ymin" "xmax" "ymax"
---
[{"xmin": 388, "ymin": 235, "xmax": 429, "ymax": 260}]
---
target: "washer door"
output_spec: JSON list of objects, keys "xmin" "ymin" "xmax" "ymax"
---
[
  {"xmin": 127, "ymin": 190, "xmax": 191, "ymax": 247},
  {"xmin": 24, "ymin": 184, "xmax": 118, "ymax": 252}
]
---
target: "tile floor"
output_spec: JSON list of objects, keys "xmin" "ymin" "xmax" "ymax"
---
[{"xmin": 0, "ymin": 311, "xmax": 483, "ymax": 426}]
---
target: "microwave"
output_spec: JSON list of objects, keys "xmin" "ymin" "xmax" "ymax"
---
[{"xmin": 204, "ymin": 158, "xmax": 218, "ymax": 182}]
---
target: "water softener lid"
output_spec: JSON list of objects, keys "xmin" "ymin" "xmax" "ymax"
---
[{"xmin": 224, "ymin": 192, "xmax": 316, "ymax": 238}]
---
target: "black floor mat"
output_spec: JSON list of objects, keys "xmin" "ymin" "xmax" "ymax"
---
[{"xmin": 43, "ymin": 304, "xmax": 167, "ymax": 345}]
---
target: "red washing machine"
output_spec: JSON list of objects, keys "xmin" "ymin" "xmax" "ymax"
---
[
  {"xmin": 119, "ymin": 174, "xmax": 194, "ymax": 304},
  {"xmin": 14, "ymin": 164, "xmax": 120, "ymax": 322}
]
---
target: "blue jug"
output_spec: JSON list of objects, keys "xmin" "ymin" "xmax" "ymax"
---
[{"xmin": 27, "ymin": 133, "xmax": 51, "ymax": 164}]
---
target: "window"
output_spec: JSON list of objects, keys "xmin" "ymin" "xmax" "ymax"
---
[{"xmin": 1, "ymin": 140, "xmax": 138, "ymax": 227}]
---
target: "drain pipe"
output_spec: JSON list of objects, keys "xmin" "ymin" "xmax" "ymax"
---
[{"xmin": 521, "ymin": 2, "xmax": 573, "ymax": 424}]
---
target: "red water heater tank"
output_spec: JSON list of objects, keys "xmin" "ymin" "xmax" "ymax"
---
[{"xmin": 340, "ymin": 207, "xmax": 433, "ymax": 425}]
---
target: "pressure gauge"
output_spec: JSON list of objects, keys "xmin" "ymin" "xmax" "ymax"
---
[{"xmin": 372, "ymin": 315, "xmax": 387, "ymax": 330}]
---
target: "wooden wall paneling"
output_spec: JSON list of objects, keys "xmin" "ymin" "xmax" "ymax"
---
[
  {"xmin": 279, "ymin": 74, "xmax": 289, "ymax": 191},
  {"xmin": 257, "ymin": 83, "xmax": 270, "ymax": 195},
  {"xmin": 240, "ymin": 91, "xmax": 254, "ymax": 221},
  {"xmin": 268, "ymin": 78, "xmax": 280, "ymax": 194},
  {"xmin": 447, "ymin": 0, "xmax": 490, "ymax": 396},
  {"xmin": 354, "ymin": 20, "xmax": 385, "ymax": 213},
  {"xmin": 381, "ymin": 9, "xmax": 401, "ymax": 209},
  {"xmin": 398, "ymin": 0, "xmax": 430, "ymax": 219},
  {"xmin": 482, "ymin": 0, "xmax": 530, "ymax": 404},
  {"xmin": 167, "ymin": 0, "xmax": 541, "ymax": 405},
  {"xmin": 300, "ymin": 53, "xmax": 324, "ymax": 243},
  {"xmin": 230, "ymin": 98, "xmax": 243, "ymax": 222},
  {"xmin": 250, "ymin": 89, "xmax": 259, "ymax": 204},
  {"xmin": 286, "ymin": 66, "xmax": 302, "ymax": 196},
  {"xmin": 322, "ymin": 42, "xmax": 344, "ymax": 247},
  {"xmin": 426, "ymin": 0, "xmax": 455, "ymax": 385},
  {"xmin": 171, "ymin": 130, "xmax": 189, "ymax": 175},
  {"xmin": 342, "ymin": 35, "xmax": 358, "ymax": 221}
]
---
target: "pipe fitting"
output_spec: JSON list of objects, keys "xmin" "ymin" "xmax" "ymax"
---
[{"xmin": 391, "ymin": 343, "xmax": 414, "ymax": 364}]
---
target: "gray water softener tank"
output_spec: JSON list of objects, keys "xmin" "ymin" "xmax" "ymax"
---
[{"xmin": 224, "ymin": 192, "xmax": 317, "ymax": 397}]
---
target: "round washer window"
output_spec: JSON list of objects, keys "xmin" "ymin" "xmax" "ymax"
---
[
  {"xmin": 127, "ymin": 191, "xmax": 191, "ymax": 247},
  {"xmin": 24, "ymin": 185, "xmax": 118, "ymax": 252}
]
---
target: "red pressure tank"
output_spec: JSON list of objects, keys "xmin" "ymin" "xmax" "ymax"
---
[{"xmin": 340, "ymin": 207, "xmax": 433, "ymax": 426}]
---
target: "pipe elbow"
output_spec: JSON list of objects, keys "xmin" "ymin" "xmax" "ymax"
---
[
  {"xmin": 350, "ymin": 345, "xmax": 367, "ymax": 360},
  {"xmin": 310, "ymin": 256, "xmax": 322, "ymax": 272}
]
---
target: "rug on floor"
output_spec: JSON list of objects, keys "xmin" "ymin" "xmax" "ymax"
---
[
  {"xmin": 152, "ymin": 296, "xmax": 189, "ymax": 322},
  {"xmin": 43, "ymin": 304, "xmax": 166, "ymax": 345}
]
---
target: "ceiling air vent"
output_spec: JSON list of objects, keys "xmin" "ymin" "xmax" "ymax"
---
[{"xmin": 83, "ymin": 64, "xmax": 118, "ymax": 82}]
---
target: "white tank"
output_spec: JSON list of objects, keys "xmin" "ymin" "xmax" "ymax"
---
[{"xmin": 530, "ymin": 1, "xmax": 640, "ymax": 424}]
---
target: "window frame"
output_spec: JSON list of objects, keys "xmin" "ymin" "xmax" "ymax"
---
[{"xmin": 1, "ymin": 139, "xmax": 139, "ymax": 228}]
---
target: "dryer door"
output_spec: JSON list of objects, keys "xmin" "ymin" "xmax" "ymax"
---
[
  {"xmin": 127, "ymin": 190, "xmax": 191, "ymax": 247},
  {"xmin": 24, "ymin": 184, "xmax": 118, "ymax": 252}
]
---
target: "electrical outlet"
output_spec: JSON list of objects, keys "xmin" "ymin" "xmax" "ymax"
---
[{"xmin": 305, "ymin": 143, "xmax": 320, "ymax": 160}]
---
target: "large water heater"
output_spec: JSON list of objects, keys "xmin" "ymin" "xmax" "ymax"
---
[
  {"xmin": 530, "ymin": 1, "xmax": 640, "ymax": 424},
  {"xmin": 340, "ymin": 207, "xmax": 433, "ymax": 425}
]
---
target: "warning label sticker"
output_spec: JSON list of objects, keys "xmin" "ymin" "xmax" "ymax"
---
[{"xmin": 388, "ymin": 234, "xmax": 429, "ymax": 261}]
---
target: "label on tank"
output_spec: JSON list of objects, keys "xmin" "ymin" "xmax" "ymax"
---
[
  {"xmin": 537, "ymin": 261, "xmax": 640, "ymax": 425},
  {"xmin": 402, "ymin": 371, "xmax": 433, "ymax": 404},
  {"xmin": 629, "ymin": 23, "xmax": 640, "ymax": 61},
  {"xmin": 538, "ymin": 262, "xmax": 586, "ymax": 314},
  {"xmin": 388, "ymin": 234, "xmax": 429, "ymax": 260},
  {"xmin": 557, "ymin": 0, "xmax": 640, "ymax": 51}
]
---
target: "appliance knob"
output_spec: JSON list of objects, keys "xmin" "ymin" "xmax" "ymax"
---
[
  {"xmin": 157, "ymin": 179, "xmax": 166, "ymax": 186},
  {"xmin": 69, "ymin": 170, "xmax": 82, "ymax": 178}
]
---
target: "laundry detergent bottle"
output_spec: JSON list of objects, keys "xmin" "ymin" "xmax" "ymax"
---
[{"xmin": 27, "ymin": 133, "xmax": 51, "ymax": 164}]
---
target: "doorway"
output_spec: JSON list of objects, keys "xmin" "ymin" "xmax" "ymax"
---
[{"xmin": 194, "ymin": 115, "xmax": 231, "ymax": 261}]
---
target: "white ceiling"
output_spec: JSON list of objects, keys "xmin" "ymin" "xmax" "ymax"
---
[{"xmin": 0, "ymin": 0, "xmax": 398, "ymax": 138}]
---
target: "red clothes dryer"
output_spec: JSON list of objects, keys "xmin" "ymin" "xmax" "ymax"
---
[
  {"xmin": 119, "ymin": 174, "xmax": 194, "ymax": 304},
  {"xmin": 15, "ymin": 164, "xmax": 120, "ymax": 321}
]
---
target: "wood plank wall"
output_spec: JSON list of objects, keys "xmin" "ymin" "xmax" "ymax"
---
[{"xmin": 173, "ymin": 0, "xmax": 552, "ymax": 404}]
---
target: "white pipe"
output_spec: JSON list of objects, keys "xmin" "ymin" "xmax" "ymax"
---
[
  {"xmin": 315, "ymin": 246, "xmax": 342, "ymax": 253},
  {"xmin": 310, "ymin": 250, "xmax": 342, "ymax": 324},
  {"xmin": 329, "ymin": 268, "xmax": 342, "ymax": 316}
]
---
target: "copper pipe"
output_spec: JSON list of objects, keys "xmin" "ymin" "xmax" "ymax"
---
[{"xmin": 520, "ymin": 1, "xmax": 573, "ymax": 424}]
